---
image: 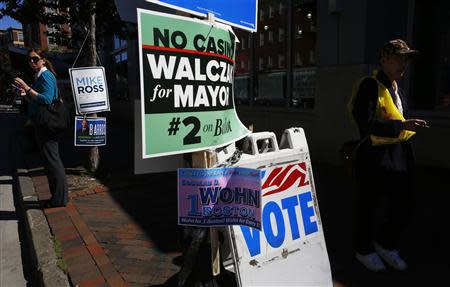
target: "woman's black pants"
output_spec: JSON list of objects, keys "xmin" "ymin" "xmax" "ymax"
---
[{"xmin": 35, "ymin": 127, "xmax": 68, "ymax": 206}]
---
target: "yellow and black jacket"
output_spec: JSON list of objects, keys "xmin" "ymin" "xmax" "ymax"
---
[{"xmin": 351, "ymin": 70, "xmax": 415, "ymax": 173}]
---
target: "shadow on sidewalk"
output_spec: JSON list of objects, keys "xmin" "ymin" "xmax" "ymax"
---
[
  {"xmin": 314, "ymin": 164, "xmax": 449, "ymax": 287},
  {"xmin": 20, "ymin": 116, "xmax": 450, "ymax": 287}
]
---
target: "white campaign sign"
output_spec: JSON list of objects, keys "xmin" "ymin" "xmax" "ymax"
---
[
  {"xmin": 226, "ymin": 129, "xmax": 332, "ymax": 287},
  {"xmin": 69, "ymin": 67, "xmax": 110, "ymax": 115}
]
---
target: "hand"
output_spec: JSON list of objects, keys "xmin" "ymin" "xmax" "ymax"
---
[
  {"xmin": 403, "ymin": 119, "xmax": 429, "ymax": 131},
  {"xmin": 14, "ymin": 77, "xmax": 30, "ymax": 91},
  {"xmin": 10, "ymin": 83, "xmax": 24, "ymax": 95}
]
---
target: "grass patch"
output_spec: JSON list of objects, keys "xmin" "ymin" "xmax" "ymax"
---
[{"xmin": 52, "ymin": 236, "xmax": 68, "ymax": 273}]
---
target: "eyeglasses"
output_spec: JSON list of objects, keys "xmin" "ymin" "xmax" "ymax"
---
[{"xmin": 28, "ymin": 56, "xmax": 41, "ymax": 63}]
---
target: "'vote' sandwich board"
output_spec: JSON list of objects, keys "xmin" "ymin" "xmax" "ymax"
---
[
  {"xmin": 138, "ymin": 9, "xmax": 249, "ymax": 158},
  {"xmin": 225, "ymin": 129, "xmax": 333, "ymax": 287}
]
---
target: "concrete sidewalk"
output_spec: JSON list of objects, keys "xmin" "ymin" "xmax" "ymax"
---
[
  {"xmin": 0, "ymin": 176, "xmax": 28, "ymax": 287},
  {"xmin": 15, "ymin": 118, "xmax": 450, "ymax": 287}
]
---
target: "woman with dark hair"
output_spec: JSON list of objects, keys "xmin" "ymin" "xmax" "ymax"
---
[{"xmin": 14, "ymin": 49, "xmax": 69, "ymax": 208}]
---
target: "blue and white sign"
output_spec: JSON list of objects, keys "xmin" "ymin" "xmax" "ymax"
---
[
  {"xmin": 74, "ymin": 117, "xmax": 107, "ymax": 146},
  {"xmin": 69, "ymin": 67, "xmax": 110, "ymax": 115},
  {"xmin": 146, "ymin": 0, "xmax": 258, "ymax": 32}
]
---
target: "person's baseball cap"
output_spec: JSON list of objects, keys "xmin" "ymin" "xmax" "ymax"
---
[{"xmin": 380, "ymin": 39, "xmax": 419, "ymax": 59}]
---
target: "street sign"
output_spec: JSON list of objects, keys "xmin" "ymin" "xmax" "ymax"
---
[
  {"xmin": 138, "ymin": 9, "xmax": 249, "ymax": 159},
  {"xmin": 69, "ymin": 67, "xmax": 110, "ymax": 115},
  {"xmin": 146, "ymin": 0, "xmax": 258, "ymax": 32}
]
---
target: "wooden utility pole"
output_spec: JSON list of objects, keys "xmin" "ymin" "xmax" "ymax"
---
[
  {"xmin": 87, "ymin": 0, "xmax": 99, "ymax": 173},
  {"xmin": 192, "ymin": 151, "xmax": 220, "ymax": 276},
  {"xmin": 178, "ymin": 151, "xmax": 220, "ymax": 287}
]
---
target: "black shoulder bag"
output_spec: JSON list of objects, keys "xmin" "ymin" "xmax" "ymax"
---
[{"xmin": 34, "ymin": 89, "xmax": 70, "ymax": 135}]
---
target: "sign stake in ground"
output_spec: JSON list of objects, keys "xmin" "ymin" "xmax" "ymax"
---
[{"xmin": 191, "ymin": 151, "xmax": 221, "ymax": 276}]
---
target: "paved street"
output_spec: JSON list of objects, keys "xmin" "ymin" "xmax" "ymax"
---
[{"xmin": 0, "ymin": 109, "xmax": 32, "ymax": 287}]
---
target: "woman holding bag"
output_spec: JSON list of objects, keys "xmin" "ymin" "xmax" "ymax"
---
[{"xmin": 14, "ymin": 49, "xmax": 69, "ymax": 208}]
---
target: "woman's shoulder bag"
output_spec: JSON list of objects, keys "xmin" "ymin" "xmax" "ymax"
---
[{"xmin": 34, "ymin": 88, "xmax": 70, "ymax": 135}]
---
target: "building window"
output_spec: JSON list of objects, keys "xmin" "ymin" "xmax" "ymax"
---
[
  {"xmin": 293, "ymin": 68, "xmax": 316, "ymax": 108},
  {"xmin": 114, "ymin": 35, "xmax": 127, "ymax": 50},
  {"xmin": 310, "ymin": 21, "xmax": 316, "ymax": 32},
  {"xmin": 278, "ymin": 28, "xmax": 285, "ymax": 42},
  {"xmin": 259, "ymin": 32, "xmax": 264, "ymax": 47},
  {"xmin": 259, "ymin": 57, "xmax": 264, "ymax": 71},
  {"xmin": 267, "ymin": 55, "xmax": 273, "ymax": 68},
  {"xmin": 295, "ymin": 52, "xmax": 303, "ymax": 66},
  {"xmin": 114, "ymin": 51, "xmax": 128, "ymax": 63},
  {"xmin": 257, "ymin": 72, "xmax": 287, "ymax": 104},
  {"xmin": 269, "ymin": 5, "xmax": 274, "ymax": 18},
  {"xmin": 48, "ymin": 36, "xmax": 56, "ymax": 46},
  {"xmin": 309, "ymin": 51, "xmax": 315, "ymax": 65},
  {"xmin": 47, "ymin": 25, "xmax": 58, "ymax": 46},
  {"xmin": 268, "ymin": 30, "xmax": 273, "ymax": 43},
  {"xmin": 259, "ymin": 9, "xmax": 264, "ymax": 21},
  {"xmin": 296, "ymin": 25, "xmax": 303, "ymax": 39},
  {"xmin": 278, "ymin": 54, "xmax": 285, "ymax": 68},
  {"xmin": 234, "ymin": 75, "xmax": 250, "ymax": 104},
  {"xmin": 279, "ymin": 3, "xmax": 284, "ymax": 15},
  {"xmin": 241, "ymin": 37, "xmax": 246, "ymax": 50},
  {"xmin": 17, "ymin": 32, "xmax": 24, "ymax": 42}
]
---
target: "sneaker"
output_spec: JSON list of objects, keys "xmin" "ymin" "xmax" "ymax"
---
[
  {"xmin": 355, "ymin": 252, "xmax": 386, "ymax": 272},
  {"xmin": 374, "ymin": 242, "xmax": 408, "ymax": 271}
]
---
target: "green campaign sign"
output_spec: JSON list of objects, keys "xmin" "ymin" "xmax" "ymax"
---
[{"xmin": 138, "ymin": 9, "xmax": 249, "ymax": 158}]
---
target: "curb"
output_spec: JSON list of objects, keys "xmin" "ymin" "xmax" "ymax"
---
[{"xmin": 16, "ymin": 168, "xmax": 71, "ymax": 287}]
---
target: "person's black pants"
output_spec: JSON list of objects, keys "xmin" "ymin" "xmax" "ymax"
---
[
  {"xmin": 354, "ymin": 169, "xmax": 414, "ymax": 254},
  {"xmin": 35, "ymin": 127, "xmax": 68, "ymax": 206}
]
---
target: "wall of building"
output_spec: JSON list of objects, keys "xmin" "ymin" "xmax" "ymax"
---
[
  {"xmin": 236, "ymin": 0, "xmax": 450, "ymax": 169},
  {"xmin": 411, "ymin": 111, "xmax": 450, "ymax": 168},
  {"xmin": 311, "ymin": 0, "xmax": 368, "ymax": 164},
  {"xmin": 315, "ymin": 0, "xmax": 450, "ymax": 169}
]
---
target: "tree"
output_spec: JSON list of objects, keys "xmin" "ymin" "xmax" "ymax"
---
[
  {"xmin": 1, "ymin": 0, "xmax": 124, "ymax": 173},
  {"xmin": 1, "ymin": 0, "xmax": 124, "ymax": 48},
  {"xmin": 0, "ymin": 47, "xmax": 19, "ymax": 103}
]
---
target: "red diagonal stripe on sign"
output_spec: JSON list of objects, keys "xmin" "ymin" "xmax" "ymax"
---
[
  {"xmin": 261, "ymin": 163, "xmax": 310, "ymax": 197},
  {"xmin": 261, "ymin": 167, "xmax": 283, "ymax": 189},
  {"xmin": 270, "ymin": 164, "xmax": 295, "ymax": 187},
  {"xmin": 263, "ymin": 168, "xmax": 304, "ymax": 197},
  {"xmin": 299, "ymin": 162, "xmax": 308, "ymax": 172}
]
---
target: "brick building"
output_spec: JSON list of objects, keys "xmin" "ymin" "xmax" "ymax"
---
[
  {"xmin": 0, "ymin": 27, "xmax": 24, "ymax": 47},
  {"xmin": 22, "ymin": 4, "xmax": 70, "ymax": 51}
]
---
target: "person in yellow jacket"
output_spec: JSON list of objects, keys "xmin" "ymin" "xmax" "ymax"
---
[{"xmin": 351, "ymin": 39, "xmax": 428, "ymax": 272}]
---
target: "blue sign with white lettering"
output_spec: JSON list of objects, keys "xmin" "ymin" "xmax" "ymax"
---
[
  {"xmin": 74, "ymin": 117, "xmax": 107, "ymax": 146},
  {"xmin": 147, "ymin": 0, "xmax": 258, "ymax": 32}
]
